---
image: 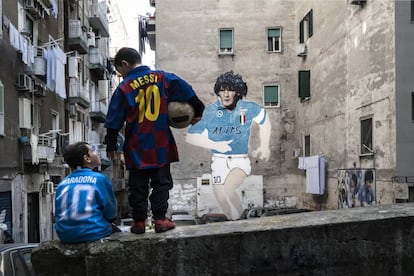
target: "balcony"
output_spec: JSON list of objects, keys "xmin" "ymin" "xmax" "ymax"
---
[
  {"xmin": 90, "ymin": 101, "xmax": 107, "ymax": 123},
  {"xmin": 147, "ymin": 16, "xmax": 156, "ymax": 50},
  {"xmin": 89, "ymin": 1, "xmax": 109, "ymax": 37},
  {"xmin": 68, "ymin": 79, "xmax": 90, "ymax": 108},
  {"xmin": 22, "ymin": 131, "xmax": 59, "ymax": 165},
  {"xmin": 89, "ymin": 47, "xmax": 108, "ymax": 79},
  {"xmin": 68, "ymin": 20, "xmax": 88, "ymax": 54}
]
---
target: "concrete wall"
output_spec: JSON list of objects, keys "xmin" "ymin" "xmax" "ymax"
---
[
  {"xmin": 32, "ymin": 203, "xmax": 414, "ymax": 275},
  {"xmin": 395, "ymin": 0, "xmax": 414, "ymax": 176}
]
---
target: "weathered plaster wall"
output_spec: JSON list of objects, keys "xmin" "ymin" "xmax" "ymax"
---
[
  {"xmin": 395, "ymin": 0, "xmax": 414, "ymax": 176},
  {"xmin": 156, "ymin": 0, "xmax": 400, "ymax": 214}
]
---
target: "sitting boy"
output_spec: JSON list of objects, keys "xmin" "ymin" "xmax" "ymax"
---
[{"xmin": 55, "ymin": 142, "xmax": 119, "ymax": 243}]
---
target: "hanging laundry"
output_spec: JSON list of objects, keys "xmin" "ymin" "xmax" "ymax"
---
[{"xmin": 298, "ymin": 155, "xmax": 326, "ymax": 195}]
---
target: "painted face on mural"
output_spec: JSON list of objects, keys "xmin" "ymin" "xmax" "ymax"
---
[{"xmin": 218, "ymin": 89, "xmax": 238, "ymax": 109}]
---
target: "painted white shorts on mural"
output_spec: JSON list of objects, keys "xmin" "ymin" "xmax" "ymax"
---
[{"xmin": 211, "ymin": 153, "xmax": 251, "ymax": 185}]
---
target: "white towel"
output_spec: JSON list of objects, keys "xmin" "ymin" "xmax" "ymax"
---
[
  {"xmin": 9, "ymin": 23, "xmax": 20, "ymax": 50},
  {"xmin": 30, "ymin": 134, "xmax": 39, "ymax": 165},
  {"xmin": 298, "ymin": 155, "xmax": 326, "ymax": 195},
  {"xmin": 54, "ymin": 46, "xmax": 67, "ymax": 99}
]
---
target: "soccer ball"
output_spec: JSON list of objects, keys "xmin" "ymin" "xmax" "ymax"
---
[{"xmin": 168, "ymin": 101, "xmax": 195, "ymax": 129}]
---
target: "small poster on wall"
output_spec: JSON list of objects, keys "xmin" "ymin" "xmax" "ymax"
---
[{"xmin": 337, "ymin": 168, "xmax": 375, "ymax": 209}]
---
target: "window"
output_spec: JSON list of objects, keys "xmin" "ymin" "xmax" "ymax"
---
[
  {"xmin": 219, "ymin": 29, "xmax": 233, "ymax": 54},
  {"xmin": 299, "ymin": 9, "xmax": 313, "ymax": 43},
  {"xmin": 304, "ymin": 135, "xmax": 311, "ymax": 157},
  {"xmin": 411, "ymin": 0, "xmax": 414, "ymax": 22},
  {"xmin": 267, "ymin": 28, "xmax": 281, "ymax": 52},
  {"xmin": 361, "ymin": 117, "xmax": 373, "ymax": 155},
  {"xmin": 0, "ymin": 81, "xmax": 4, "ymax": 136},
  {"xmin": 412, "ymin": 92, "xmax": 414, "ymax": 121},
  {"xmin": 263, "ymin": 85, "xmax": 279, "ymax": 107},
  {"xmin": 298, "ymin": 70, "xmax": 310, "ymax": 101}
]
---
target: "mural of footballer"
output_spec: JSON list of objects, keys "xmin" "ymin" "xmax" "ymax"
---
[{"xmin": 186, "ymin": 71, "xmax": 271, "ymax": 219}]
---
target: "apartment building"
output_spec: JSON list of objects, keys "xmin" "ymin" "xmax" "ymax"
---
[
  {"xmin": 149, "ymin": 0, "xmax": 414, "ymax": 216},
  {"xmin": 0, "ymin": 0, "xmax": 126, "ymax": 243}
]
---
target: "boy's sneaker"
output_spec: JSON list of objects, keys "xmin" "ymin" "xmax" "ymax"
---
[
  {"xmin": 154, "ymin": 218, "xmax": 176, "ymax": 233},
  {"xmin": 130, "ymin": 221, "xmax": 146, "ymax": 234}
]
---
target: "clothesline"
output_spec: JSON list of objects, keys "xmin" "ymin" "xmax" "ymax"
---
[{"xmin": 35, "ymin": 38, "xmax": 64, "ymax": 49}]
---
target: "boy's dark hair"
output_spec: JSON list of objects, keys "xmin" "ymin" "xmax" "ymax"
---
[
  {"xmin": 214, "ymin": 71, "xmax": 248, "ymax": 97},
  {"xmin": 364, "ymin": 169, "xmax": 374, "ymax": 183},
  {"xmin": 114, "ymin": 47, "xmax": 142, "ymax": 68},
  {"xmin": 63, "ymin": 142, "xmax": 90, "ymax": 170}
]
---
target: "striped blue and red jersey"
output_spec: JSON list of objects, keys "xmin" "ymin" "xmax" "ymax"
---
[{"xmin": 105, "ymin": 66, "xmax": 201, "ymax": 170}]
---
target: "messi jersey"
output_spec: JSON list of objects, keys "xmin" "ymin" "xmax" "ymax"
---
[
  {"xmin": 105, "ymin": 66, "xmax": 198, "ymax": 169},
  {"xmin": 188, "ymin": 99, "xmax": 266, "ymax": 155},
  {"xmin": 54, "ymin": 168, "xmax": 117, "ymax": 243}
]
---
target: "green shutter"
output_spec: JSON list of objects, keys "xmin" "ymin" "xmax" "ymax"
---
[
  {"xmin": 0, "ymin": 82, "xmax": 3, "ymax": 113},
  {"xmin": 299, "ymin": 20, "xmax": 304, "ymax": 43},
  {"xmin": 264, "ymin": 86, "xmax": 279, "ymax": 105},
  {"xmin": 268, "ymin": 29, "xmax": 280, "ymax": 38},
  {"xmin": 220, "ymin": 30, "xmax": 233, "ymax": 49},
  {"xmin": 299, "ymin": 71, "xmax": 310, "ymax": 98},
  {"xmin": 308, "ymin": 9, "xmax": 313, "ymax": 38}
]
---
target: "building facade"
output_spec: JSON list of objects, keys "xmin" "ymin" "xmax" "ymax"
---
[
  {"xmin": 0, "ymin": 0, "xmax": 127, "ymax": 243},
  {"xmin": 150, "ymin": 0, "xmax": 414, "ymax": 215}
]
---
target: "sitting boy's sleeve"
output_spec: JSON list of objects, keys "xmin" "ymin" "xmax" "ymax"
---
[{"xmin": 99, "ymin": 175, "xmax": 118, "ymax": 221}]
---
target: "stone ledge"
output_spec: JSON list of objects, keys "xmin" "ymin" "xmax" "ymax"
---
[{"xmin": 32, "ymin": 204, "xmax": 414, "ymax": 275}]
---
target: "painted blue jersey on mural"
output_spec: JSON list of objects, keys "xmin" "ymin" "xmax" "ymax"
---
[
  {"xmin": 104, "ymin": 65, "xmax": 199, "ymax": 169},
  {"xmin": 188, "ymin": 99, "xmax": 266, "ymax": 154},
  {"xmin": 55, "ymin": 168, "xmax": 117, "ymax": 243}
]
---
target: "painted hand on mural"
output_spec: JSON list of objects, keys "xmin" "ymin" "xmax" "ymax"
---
[{"xmin": 251, "ymin": 112, "xmax": 271, "ymax": 161}]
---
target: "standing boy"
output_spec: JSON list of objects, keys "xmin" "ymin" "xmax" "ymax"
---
[
  {"xmin": 104, "ymin": 47, "xmax": 204, "ymax": 234},
  {"xmin": 55, "ymin": 142, "xmax": 119, "ymax": 243}
]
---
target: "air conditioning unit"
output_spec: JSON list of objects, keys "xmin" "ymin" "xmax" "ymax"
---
[
  {"xmin": 297, "ymin": 43, "xmax": 307, "ymax": 57},
  {"xmin": 42, "ymin": 181, "xmax": 55, "ymax": 195},
  {"xmin": 69, "ymin": 104, "xmax": 78, "ymax": 118},
  {"xmin": 33, "ymin": 57, "xmax": 46, "ymax": 76},
  {"xmin": 16, "ymin": 74, "xmax": 34, "ymax": 91},
  {"xmin": 87, "ymin": 31, "xmax": 96, "ymax": 47},
  {"xmin": 24, "ymin": 0, "xmax": 44, "ymax": 20},
  {"xmin": 68, "ymin": 57, "xmax": 79, "ymax": 78},
  {"xmin": 351, "ymin": 0, "xmax": 366, "ymax": 5}
]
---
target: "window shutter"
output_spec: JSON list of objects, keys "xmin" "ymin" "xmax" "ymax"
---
[
  {"xmin": 220, "ymin": 30, "xmax": 233, "ymax": 49},
  {"xmin": 308, "ymin": 9, "xmax": 313, "ymax": 38},
  {"xmin": 268, "ymin": 29, "xmax": 280, "ymax": 38},
  {"xmin": 264, "ymin": 86, "xmax": 279, "ymax": 104},
  {"xmin": 299, "ymin": 70, "xmax": 310, "ymax": 98},
  {"xmin": 299, "ymin": 20, "xmax": 304, "ymax": 43}
]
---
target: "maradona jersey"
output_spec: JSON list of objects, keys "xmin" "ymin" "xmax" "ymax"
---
[
  {"xmin": 105, "ymin": 66, "xmax": 199, "ymax": 169},
  {"xmin": 55, "ymin": 168, "xmax": 117, "ymax": 243},
  {"xmin": 188, "ymin": 99, "xmax": 266, "ymax": 155}
]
